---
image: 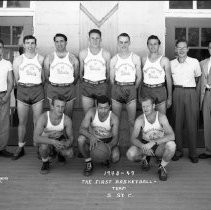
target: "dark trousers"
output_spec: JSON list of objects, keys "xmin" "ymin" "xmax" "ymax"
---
[{"xmin": 172, "ymin": 87, "xmax": 199, "ymax": 158}]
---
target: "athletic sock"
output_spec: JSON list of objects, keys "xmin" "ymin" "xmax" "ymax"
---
[
  {"xmin": 42, "ymin": 157, "xmax": 49, "ymax": 162},
  {"xmin": 160, "ymin": 159, "xmax": 169, "ymax": 167},
  {"xmin": 18, "ymin": 142, "xmax": 25, "ymax": 147}
]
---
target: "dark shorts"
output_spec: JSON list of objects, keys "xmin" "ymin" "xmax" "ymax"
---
[
  {"xmin": 141, "ymin": 139, "xmax": 158, "ymax": 153},
  {"xmin": 140, "ymin": 85, "xmax": 167, "ymax": 105},
  {"xmin": 17, "ymin": 84, "xmax": 44, "ymax": 106},
  {"xmin": 80, "ymin": 80, "xmax": 108, "ymax": 99},
  {"xmin": 111, "ymin": 84, "xmax": 137, "ymax": 104},
  {"xmin": 47, "ymin": 83, "xmax": 76, "ymax": 102}
]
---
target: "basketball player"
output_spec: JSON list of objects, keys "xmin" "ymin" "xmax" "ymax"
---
[
  {"xmin": 78, "ymin": 95, "xmax": 119, "ymax": 176},
  {"xmin": 79, "ymin": 29, "xmax": 111, "ymax": 113},
  {"xmin": 44, "ymin": 33, "xmax": 79, "ymax": 117},
  {"xmin": 110, "ymin": 33, "xmax": 141, "ymax": 135},
  {"xmin": 34, "ymin": 95, "xmax": 74, "ymax": 174},
  {"xmin": 12, "ymin": 35, "xmax": 45, "ymax": 160},
  {"xmin": 140, "ymin": 35, "xmax": 172, "ymax": 114},
  {"xmin": 127, "ymin": 96, "xmax": 176, "ymax": 181}
]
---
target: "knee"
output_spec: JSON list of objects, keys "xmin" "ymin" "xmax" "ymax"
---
[
  {"xmin": 78, "ymin": 135, "xmax": 86, "ymax": 146},
  {"xmin": 111, "ymin": 149, "xmax": 120, "ymax": 163},
  {"xmin": 39, "ymin": 144, "xmax": 49, "ymax": 155},
  {"xmin": 62, "ymin": 148, "xmax": 74, "ymax": 159},
  {"xmin": 165, "ymin": 141, "xmax": 176, "ymax": 154},
  {"xmin": 126, "ymin": 147, "xmax": 137, "ymax": 161}
]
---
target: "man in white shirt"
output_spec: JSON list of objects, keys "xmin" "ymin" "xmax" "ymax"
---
[
  {"xmin": 199, "ymin": 41, "xmax": 211, "ymax": 159},
  {"xmin": 0, "ymin": 39, "xmax": 14, "ymax": 157},
  {"xmin": 170, "ymin": 39, "xmax": 201, "ymax": 163}
]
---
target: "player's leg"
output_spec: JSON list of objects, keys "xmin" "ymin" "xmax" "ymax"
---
[
  {"xmin": 155, "ymin": 101, "xmax": 166, "ymax": 114},
  {"xmin": 32, "ymin": 100, "xmax": 43, "ymax": 127},
  {"xmin": 39, "ymin": 144, "xmax": 51, "ymax": 174},
  {"xmin": 126, "ymin": 99, "xmax": 136, "ymax": 136},
  {"xmin": 111, "ymin": 99, "xmax": 122, "ymax": 119},
  {"xmin": 81, "ymin": 95, "xmax": 94, "ymax": 114},
  {"xmin": 65, "ymin": 99, "xmax": 75, "ymax": 118}
]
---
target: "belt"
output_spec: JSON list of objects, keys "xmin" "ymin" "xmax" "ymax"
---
[
  {"xmin": 83, "ymin": 79, "xmax": 106, "ymax": 85},
  {"xmin": 143, "ymin": 83, "xmax": 165, "ymax": 88},
  {"xmin": 174, "ymin": 85, "xmax": 195, "ymax": 89},
  {"xmin": 115, "ymin": 81, "xmax": 135, "ymax": 86},
  {"xmin": 0, "ymin": 91, "xmax": 6, "ymax": 94},
  {"xmin": 50, "ymin": 82, "xmax": 72, "ymax": 87},
  {"xmin": 18, "ymin": 82, "xmax": 42, "ymax": 87},
  {"xmin": 205, "ymin": 88, "xmax": 211, "ymax": 91}
]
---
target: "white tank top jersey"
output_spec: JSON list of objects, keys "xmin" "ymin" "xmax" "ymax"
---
[
  {"xmin": 114, "ymin": 53, "xmax": 136, "ymax": 83},
  {"xmin": 83, "ymin": 48, "xmax": 106, "ymax": 82},
  {"xmin": 143, "ymin": 56, "xmax": 165, "ymax": 85},
  {"xmin": 42, "ymin": 111, "xmax": 65, "ymax": 137},
  {"xmin": 142, "ymin": 111, "xmax": 164, "ymax": 141},
  {"xmin": 91, "ymin": 110, "xmax": 112, "ymax": 139},
  {"xmin": 18, "ymin": 54, "xmax": 42, "ymax": 84},
  {"xmin": 49, "ymin": 52, "xmax": 74, "ymax": 84}
]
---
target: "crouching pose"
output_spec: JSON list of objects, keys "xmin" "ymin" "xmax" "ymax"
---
[
  {"xmin": 127, "ymin": 96, "xmax": 176, "ymax": 181},
  {"xmin": 78, "ymin": 95, "xmax": 120, "ymax": 176},
  {"xmin": 34, "ymin": 95, "xmax": 74, "ymax": 174}
]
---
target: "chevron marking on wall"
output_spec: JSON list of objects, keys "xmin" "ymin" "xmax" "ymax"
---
[{"xmin": 80, "ymin": 3, "xmax": 118, "ymax": 28}]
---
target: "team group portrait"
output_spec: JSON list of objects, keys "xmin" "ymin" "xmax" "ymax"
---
[{"xmin": 0, "ymin": 1, "xmax": 211, "ymax": 210}]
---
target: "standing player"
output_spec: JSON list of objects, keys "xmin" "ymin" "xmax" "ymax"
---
[
  {"xmin": 12, "ymin": 35, "xmax": 45, "ymax": 160},
  {"xmin": 110, "ymin": 33, "xmax": 141, "ymax": 135},
  {"xmin": 127, "ymin": 96, "xmax": 176, "ymax": 181},
  {"xmin": 44, "ymin": 33, "xmax": 79, "ymax": 117},
  {"xmin": 34, "ymin": 95, "xmax": 74, "ymax": 174},
  {"xmin": 140, "ymin": 35, "xmax": 172, "ymax": 114},
  {"xmin": 0, "ymin": 39, "xmax": 14, "ymax": 157},
  {"xmin": 79, "ymin": 29, "xmax": 111, "ymax": 113},
  {"xmin": 78, "ymin": 95, "xmax": 119, "ymax": 176}
]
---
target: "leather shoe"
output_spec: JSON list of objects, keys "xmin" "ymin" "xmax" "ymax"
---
[
  {"xmin": 0, "ymin": 149, "xmax": 13, "ymax": 158},
  {"xmin": 12, "ymin": 147, "xmax": 25, "ymax": 160},
  {"xmin": 189, "ymin": 156, "xmax": 198, "ymax": 163},
  {"xmin": 198, "ymin": 153, "xmax": 211, "ymax": 159}
]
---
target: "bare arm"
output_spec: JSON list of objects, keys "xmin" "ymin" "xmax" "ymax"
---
[
  {"xmin": 63, "ymin": 115, "xmax": 74, "ymax": 147},
  {"xmin": 69, "ymin": 53, "xmax": 79, "ymax": 84},
  {"xmin": 134, "ymin": 54, "xmax": 142, "ymax": 89},
  {"xmin": 103, "ymin": 49, "xmax": 111, "ymax": 82},
  {"xmin": 12, "ymin": 55, "xmax": 22, "ymax": 84},
  {"xmin": 79, "ymin": 49, "xmax": 87, "ymax": 80},
  {"xmin": 38, "ymin": 54, "xmax": 45, "ymax": 83},
  {"xmin": 43, "ymin": 54, "xmax": 51, "ymax": 83},
  {"xmin": 110, "ymin": 56, "xmax": 117, "ymax": 85}
]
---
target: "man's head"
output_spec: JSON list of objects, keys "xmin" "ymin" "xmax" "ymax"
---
[
  {"xmin": 147, "ymin": 35, "xmax": 161, "ymax": 54},
  {"xmin": 23, "ymin": 35, "xmax": 37, "ymax": 53},
  {"xmin": 141, "ymin": 96, "xmax": 155, "ymax": 116},
  {"xmin": 117, "ymin": 33, "xmax": 130, "ymax": 53},
  {"xmin": 53, "ymin": 33, "xmax": 67, "ymax": 52},
  {"xmin": 51, "ymin": 95, "xmax": 66, "ymax": 117},
  {"xmin": 0, "ymin": 39, "xmax": 4, "ymax": 57},
  {"xmin": 175, "ymin": 39, "xmax": 189, "ymax": 59},
  {"xmin": 96, "ymin": 95, "xmax": 111, "ymax": 118},
  {"xmin": 88, "ymin": 29, "xmax": 102, "ymax": 48}
]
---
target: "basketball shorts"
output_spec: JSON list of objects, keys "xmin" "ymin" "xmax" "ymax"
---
[
  {"xmin": 80, "ymin": 80, "xmax": 108, "ymax": 99},
  {"xmin": 111, "ymin": 84, "xmax": 137, "ymax": 104},
  {"xmin": 47, "ymin": 83, "xmax": 76, "ymax": 102},
  {"xmin": 140, "ymin": 85, "xmax": 167, "ymax": 105},
  {"xmin": 17, "ymin": 83, "xmax": 44, "ymax": 106}
]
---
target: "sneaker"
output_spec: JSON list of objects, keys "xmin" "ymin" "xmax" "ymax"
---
[
  {"xmin": 158, "ymin": 165, "xmax": 167, "ymax": 181},
  {"xmin": 58, "ymin": 153, "xmax": 66, "ymax": 163},
  {"xmin": 12, "ymin": 147, "xmax": 25, "ymax": 160},
  {"xmin": 40, "ymin": 161, "xmax": 50, "ymax": 174},
  {"xmin": 141, "ymin": 156, "xmax": 150, "ymax": 171},
  {"xmin": 0, "ymin": 149, "xmax": 13, "ymax": 158},
  {"xmin": 83, "ymin": 161, "xmax": 93, "ymax": 176}
]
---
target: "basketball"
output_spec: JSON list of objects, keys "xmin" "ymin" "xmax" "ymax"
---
[{"xmin": 90, "ymin": 141, "xmax": 111, "ymax": 163}]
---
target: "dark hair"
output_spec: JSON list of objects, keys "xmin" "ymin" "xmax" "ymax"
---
[
  {"xmin": 147, "ymin": 35, "xmax": 161, "ymax": 45},
  {"xmin": 23, "ymin": 35, "xmax": 37, "ymax": 44},
  {"xmin": 117, "ymin": 33, "xmax": 130, "ymax": 41},
  {"xmin": 96, "ymin": 95, "xmax": 111, "ymax": 106},
  {"xmin": 140, "ymin": 96, "xmax": 155, "ymax": 105},
  {"xmin": 175, "ymin": 39, "xmax": 188, "ymax": 47},
  {"xmin": 89, "ymin": 29, "xmax": 101, "ymax": 38},
  {"xmin": 0, "ymin": 39, "xmax": 4, "ymax": 47},
  {"xmin": 52, "ymin": 95, "xmax": 66, "ymax": 106},
  {"xmin": 53, "ymin": 33, "xmax": 67, "ymax": 42}
]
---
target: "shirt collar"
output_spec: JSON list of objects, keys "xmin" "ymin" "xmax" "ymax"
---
[{"xmin": 177, "ymin": 56, "xmax": 189, "ymax": 64}]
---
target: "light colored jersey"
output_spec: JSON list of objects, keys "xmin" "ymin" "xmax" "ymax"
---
[
  {"xmin": 143, "ymin": 56, "xmax": 165, "ymax": 85},
  {"xmin": 83, "ymin": 48, "xmax": 106, "ymax": 82},
  {"xmin": 91, "ymin": 109, "xmax": 112, "ymax": 139},
  {"xmin": 49, "ymin": 52, "xmax": 74, "ymax": 84},
  {"xmin": 18, "ymin": 54, "xmax": 42, "ymax": 84},
  {"xmin": 42, "ymin": 111, "xmax": 64, "ymax": 137},
  {"xmin": 142, "ymin": 111, "xmax": 164, "ymax": 141},
  {"xmin": 114, "ymin": 53, "xmax": 136, "ymax": 83}
]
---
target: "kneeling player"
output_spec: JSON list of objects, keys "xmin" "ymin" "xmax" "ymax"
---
[
  {"xmin": 78, "ymin": 95, "xmax": 120, "ymax": 176},
  {"xmin": 34, "ymin": 95, "xmax": 74, "ymax": 174},
  {"xmin": 126, "ymin": 96, "xmax": 176, "ymax": 181}
]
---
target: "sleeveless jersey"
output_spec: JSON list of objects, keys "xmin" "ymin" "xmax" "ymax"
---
[
  {"xmin": 114, "ymin": 53, "xmax": 136, "ymax": 83},
  {"xmin": 49, "ymin": 52, "xmax": 74, "ymax": 84},
  {"xmin": 91, "ymin": 109, "xmax": 112, "ymax": 139},
  {"xmin": 143, "ymin": 56, "xmax": 165, "ymax": 85},
  {"xmin": 83, "ymin": 48, "xmax": 106, "ymax": 82},
  {"xmin": 142, "ymin": 111, "xmax": 164, "ymax": 141},
  {"xmin": 18, "ymin": 54, "xmax": 42, "ymax": 84},
  {"xmin": 42, "ymin": 111, "xmax": 64, "ymax": 137}
]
